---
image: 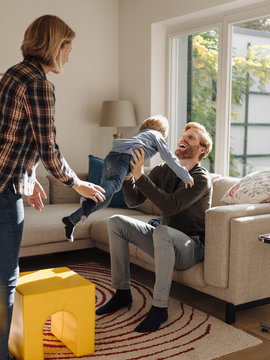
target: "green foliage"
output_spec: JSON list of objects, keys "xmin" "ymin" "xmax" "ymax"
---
[{"xmin": 190, "ymin": 28, "xmax": 270, "ymax": 175}]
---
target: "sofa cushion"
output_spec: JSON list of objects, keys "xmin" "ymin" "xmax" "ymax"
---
[
  {"xmin": 133, "ymin": 248, "xmax": 206, "ymax": 288},
  {"xmin": 22, "ymin": 203, "xmax": 93, "ymax": 246},
  {"xmin": 47, "ymin": 173, "xmax": 88, "ymax": 204},
  {"xmin": 221, "ymin": 170, "xmax": 270, "ymax": 204},
  {"xmin": 88, "ymin": 155, "xmax": 128, "ymax": 209},
  {"xmin": 212, "ymin": 176, "xmax": 240, "ymax": 207}
]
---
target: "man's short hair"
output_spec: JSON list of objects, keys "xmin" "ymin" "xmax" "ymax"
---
[{"xmin": 184, "ymin": 122, "xmax": 212, "ymax": 160}]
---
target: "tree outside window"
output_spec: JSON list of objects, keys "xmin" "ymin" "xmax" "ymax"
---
[{"xmin": 189, "ymin": 18, "xmax": 270, "ymax": 176}]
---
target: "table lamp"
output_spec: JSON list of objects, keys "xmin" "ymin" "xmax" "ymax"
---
[{"xmin": 100, "ymin": 100, "xmax": 137, "ymax": 139}]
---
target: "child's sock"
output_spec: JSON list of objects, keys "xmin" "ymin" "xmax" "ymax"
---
[
  {"xmin": 96, "ymin": 289, "xmax": 132, "ymax": 315},
  {"xmin": 134, "ymin": 305, "xmax": 168, "ymax": 333},
  {"xmin": 81, "ymin": 198, "xmax": 96, "ymax": 224},
  {"xmin": 62, "ymin": 217, "xmax": 75, "ymax": 242}
]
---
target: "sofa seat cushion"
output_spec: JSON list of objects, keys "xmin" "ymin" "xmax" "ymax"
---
[
  {"xmin": 133, "ymin": 249, "xmax": 206, "ymax": 288},
  {"xmin": 22, "ymin": 204, "xmax": 92, "ymax": 247}
]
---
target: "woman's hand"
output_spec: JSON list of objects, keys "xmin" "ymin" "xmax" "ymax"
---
[
  {"xmin": 28, "ymin": 180, "xmax": 47, "ymax": 211},
  {"xmin": 72, "ymin": 180, "xmax": 106, "ymax": 203},
  {"xmin": 130, "ymin": 148, "xmax": 145, "ymax": 181}
]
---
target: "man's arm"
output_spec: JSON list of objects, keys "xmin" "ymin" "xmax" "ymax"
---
[
  {"xmin": 122, "ymin": 175, "xmax": 147, "ymax": 208},
  {"xmin": 136, "ymin": 170, "xmax": 210, "ymax": 216},
  {"xmin": 129, "ymin": 148, "xmax": 211, "ymax": 216}
]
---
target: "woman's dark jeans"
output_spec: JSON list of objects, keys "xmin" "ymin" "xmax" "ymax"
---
[{"xmin": 0, "ymin": 182, "xmax": 24, "ymax": 359}]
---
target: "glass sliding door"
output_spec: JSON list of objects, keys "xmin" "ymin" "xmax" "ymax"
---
[
  {"xmin": 229, "ymin": 17, "xmax": 270, "ymax": 177},
  {"xmin": 169, "ymin": 29, "xmax": 219, "ymax": 172}
]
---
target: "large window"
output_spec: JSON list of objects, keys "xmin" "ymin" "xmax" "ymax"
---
[
  {"xmin": 169, "ymin": 30, "xmax": 219, "ymax": 172},
  {"xmin": 168, "ymin": 12, "xmax": 270, "ymax": 176},
  {"xmin": 230, "ymin": 18, "xmax": 270, "ymax": 177}
]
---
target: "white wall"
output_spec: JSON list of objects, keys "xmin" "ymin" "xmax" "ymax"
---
[
  {"xmin": 1, "ymin": 0, "xmax": 267, "ymax": 175},
  {"xmin": 119, "ymin": 0, "xmax": 234, "ymax": 128},
  {"xmin": 118, "ymin": 0, "xmax": 268, "ymax": 166},
  {"xmin": 1, "ymin": 0, "xmax": 119, "ymax": 175}
]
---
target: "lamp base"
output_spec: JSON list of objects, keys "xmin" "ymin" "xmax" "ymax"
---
[{"xmin": 113, "ymin": 133, "xmax": 123, "ymax": 139}]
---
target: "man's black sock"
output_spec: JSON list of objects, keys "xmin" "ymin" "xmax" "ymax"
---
[
  {"xmin": 62, "ymin": 216, "xmax": 75, "ymax": 242},
  {"xmin": 96, "ymin": 289, "xmax": 132, "ymax": 315},
  {"xmin": 134, "ymin": 305, "xmax": 168, "ymax": 333}
]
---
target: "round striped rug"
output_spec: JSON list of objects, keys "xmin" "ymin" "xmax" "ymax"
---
[{"xmin": 43, "ymin": 263, "xmax": 261, "ymax": 360}]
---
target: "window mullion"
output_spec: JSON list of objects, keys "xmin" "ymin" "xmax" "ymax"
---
[{"xmin": 214, "ymin": 20, "xmax": 232, "ymax": 176}]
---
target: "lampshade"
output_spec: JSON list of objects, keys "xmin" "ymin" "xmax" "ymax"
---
[{"xmin": 100, "ymin": 100, "xmax": 137, "ymax": 128}]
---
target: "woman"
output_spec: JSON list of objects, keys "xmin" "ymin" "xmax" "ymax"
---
[{"xmin": 0, "ymin": 15, "xmax": 105, "ymax": 359}]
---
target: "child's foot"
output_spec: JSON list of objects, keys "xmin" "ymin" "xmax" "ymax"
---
[
  {"xmin": 62, "ymin": 217, "xmax": 75, "ymax": 242},
  {"xmin": 134, "ymin": 306, "xmax": 168, "ymax": 332},
  {"xmin": 96, "ymin": 289, "xmax": 132, "ymax": 315}
]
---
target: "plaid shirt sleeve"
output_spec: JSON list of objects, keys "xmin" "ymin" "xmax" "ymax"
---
[{"xmin": 24, "ymin": 78, "xmax": 78, "ymax": 186}]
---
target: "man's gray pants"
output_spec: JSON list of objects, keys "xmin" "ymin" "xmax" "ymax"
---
[{"xmin": 108, "ymin": 214, "xmax": 204, "ymax": 308}]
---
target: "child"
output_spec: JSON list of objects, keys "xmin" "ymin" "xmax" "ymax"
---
[{"xmin": 62, "ymin": 115, "xmax": 194, "ymax": 242}]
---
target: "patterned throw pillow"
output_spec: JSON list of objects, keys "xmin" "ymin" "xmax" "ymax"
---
[{"xmin": 221, "ymin": 170, "xmax": 270, "ymax": 204}]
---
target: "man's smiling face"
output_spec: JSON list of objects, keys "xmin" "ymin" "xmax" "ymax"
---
[{"xmin": 175, "ymin": 128, "xmax": 204, "ymax": 160}]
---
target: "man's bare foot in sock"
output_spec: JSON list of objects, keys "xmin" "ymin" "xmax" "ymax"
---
[
  {"xmin": 96, "ymin": 289, "xmax": 132, "ymax": 315},
  {"xmin": 134, "ymin": 306, "xmax": 168, "ymax": 332}
]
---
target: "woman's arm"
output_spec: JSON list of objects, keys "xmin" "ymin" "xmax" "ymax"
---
[{"xmin": 25, "ymin": 78, "xmax": 105, "ymax": 202}]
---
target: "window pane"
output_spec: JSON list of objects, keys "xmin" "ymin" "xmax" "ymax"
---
[
  {"xmin": 169, "ymin": 29, "xmax": 219, "ymax": 172},
  {"xmin": 230, "ymin": 17, "xmax": 270, "ymax": 177}
]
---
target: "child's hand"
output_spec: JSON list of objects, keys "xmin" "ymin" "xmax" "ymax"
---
[{"xmin": 185, "ymin": 177, "xmax": 194, "ymax": 189}]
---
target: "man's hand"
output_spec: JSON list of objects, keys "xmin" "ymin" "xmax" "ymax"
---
[
  {"xmin": 72, "ymin": 180, "xmax": 106, "ymax": 203},
  {"xmin": 28, "ymin": 180, "xmax": 47, "ymax": 211},
  {"xmin": 124, "ymin": 173, "xmax": 134, "ymax": 182},
  {"xmin": 130, "ymin": 148, "xmax": 145, "ymax": 181},
  {"xmin": 185, "ymin": 177, "xmax": 194, "ymax": 189}
]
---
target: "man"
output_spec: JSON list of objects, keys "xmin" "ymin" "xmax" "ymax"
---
[{"xmin": 96, "ymin": 121, "xmax": 213, "ymax": 333}]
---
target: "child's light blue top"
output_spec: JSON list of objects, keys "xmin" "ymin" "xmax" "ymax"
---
[{"xmin": 111, "ymin": 129, "xmax": 192, "ymax": 184}]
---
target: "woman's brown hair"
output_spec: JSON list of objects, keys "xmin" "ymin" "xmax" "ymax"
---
[{"xmin": 21, "ymin": 15, "xmax": 75, "ymax": 73}]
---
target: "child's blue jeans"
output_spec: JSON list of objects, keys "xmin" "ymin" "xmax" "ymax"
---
[{"xmin": 68, "ymin": 152, "xmax": 132, "ymax": 225}]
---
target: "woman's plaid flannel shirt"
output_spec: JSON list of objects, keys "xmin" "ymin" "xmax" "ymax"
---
[{"xmin": 0, "ymin": 57, "xmax": 78, "ymax": 195}]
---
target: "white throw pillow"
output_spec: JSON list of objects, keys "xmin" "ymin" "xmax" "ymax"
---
[{"xmin": 221, "ymin": 170, "xmax": 270, "ymax": 204}]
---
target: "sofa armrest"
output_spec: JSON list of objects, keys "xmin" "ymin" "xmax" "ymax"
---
[
  {"xmin": 227, "ymin": 214, "xmax": 270, "ymax": 304},
  {"xmin": 204, "ymin": 203, "xmax": 270, "ymax": 289}
]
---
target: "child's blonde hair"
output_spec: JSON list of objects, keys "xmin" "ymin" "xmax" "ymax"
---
[{"xmin": 139, "ymin": 115, "xmax": 169, "ymax": 138}]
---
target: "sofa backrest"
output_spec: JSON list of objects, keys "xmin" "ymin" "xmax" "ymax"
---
[
  {"xmin": 211, "ymin": 176, "xmax": 240, "ymax": 207},
  {"xmin": 47, "ymin": 173, "xmax": 88, "ymax": 204},
  {"xmin": 27, "ymin": 170, "xmax": 241, "ymax": 212}
]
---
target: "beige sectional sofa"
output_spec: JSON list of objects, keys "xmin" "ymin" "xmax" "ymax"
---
[{"xmin": 20, "ymin": 170, "xmax": 270, "ymax": 323}]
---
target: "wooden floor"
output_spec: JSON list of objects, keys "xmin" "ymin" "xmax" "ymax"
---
[{"xmin": 20, "ymin": 248, "xmax": 270, "ymax": 360}]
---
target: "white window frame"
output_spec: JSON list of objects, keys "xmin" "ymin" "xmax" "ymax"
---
[{"xmin": 167, "ymin": 1, "xmax": 270, "ymax": 176}]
